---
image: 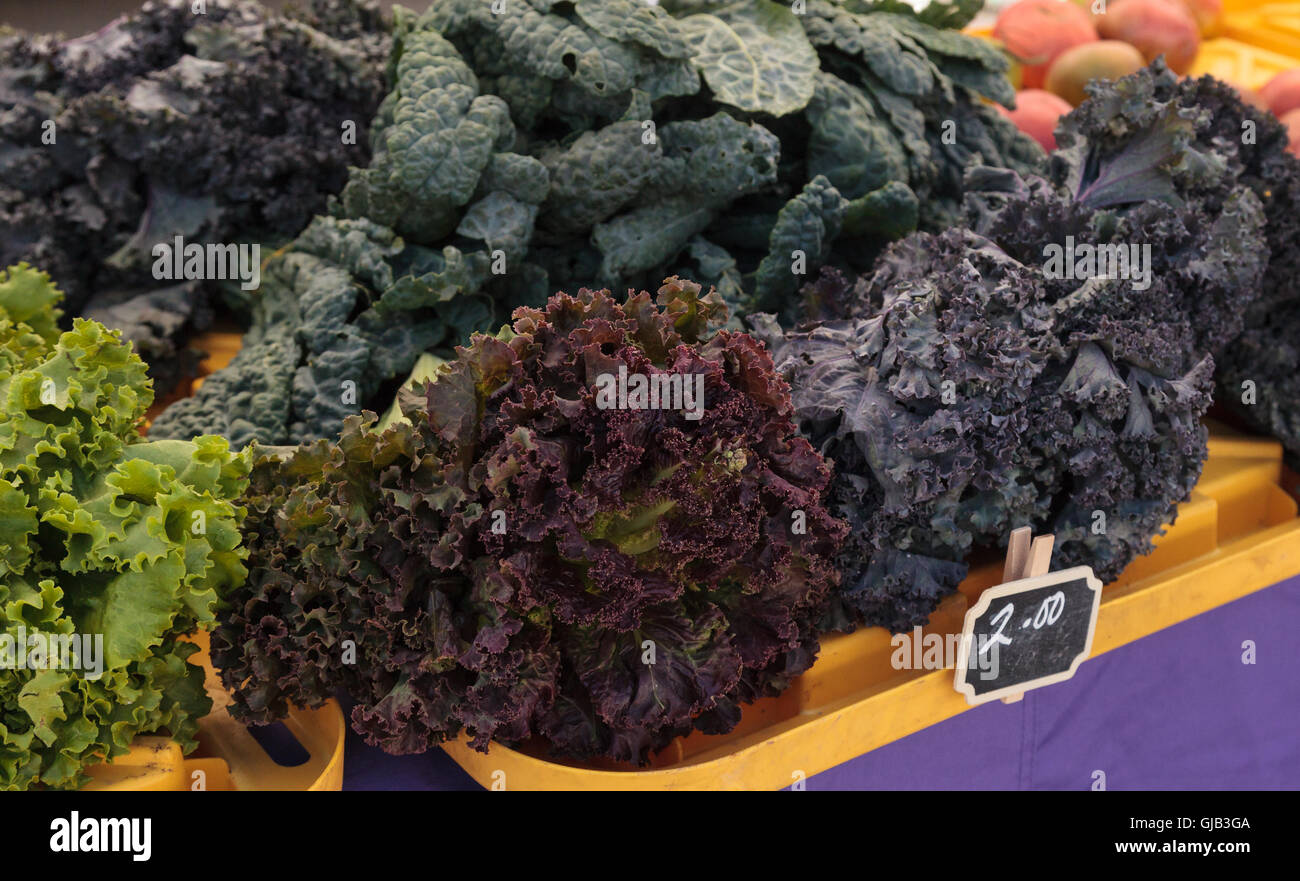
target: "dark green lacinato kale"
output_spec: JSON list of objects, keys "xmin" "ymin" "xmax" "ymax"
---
[
  {"xmin": 152, "ymin": 0, "xmax": 1043, "ymax": 445},
  {"xmin": 212, "ymin": 279, "xmax": 845, "ymax": 765},
  {"xmin": 149, "ymin": 214, "xmax": 511, "ymax": 447},
  {"xmin": 753, "ymin": 62, "xmax": 1272, "ymax": 631},
  {"xmin": 0, "ymin": 0, "xmax": 390, "ymax": 389}
]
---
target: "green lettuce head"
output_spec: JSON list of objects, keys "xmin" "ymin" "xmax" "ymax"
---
[{"xmin": 0, "ymin": 264, "xmax": 250, "ymax": 790}]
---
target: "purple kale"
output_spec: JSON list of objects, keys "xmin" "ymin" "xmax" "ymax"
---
[
  {"xmin": 1151, "ymin": 73, "xmax": 1300, "ymax": 462},
  {"xmin": 0, "ymin": 0, "xmax": 390, "ymax": 388},
  {"xmin": 966, "ymin": 61, "xmax": 1271, "ymax": 359},
  {"xmin": 758, "ymin": 208, "xmax": 1224, "ymax": 631},
  {"xmin": 979, "ymin": 62, "xmax": 1300, "ymax": 465}
]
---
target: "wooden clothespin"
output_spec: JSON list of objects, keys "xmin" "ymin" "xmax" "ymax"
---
[{"xmin": 999, "ymin": 526, "xmax": 1055, "ymax": 704}]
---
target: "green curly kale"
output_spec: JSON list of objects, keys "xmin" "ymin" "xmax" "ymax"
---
[{"xmin": 0, "ymin": 264, "xmax": 250, "ymax": 790}]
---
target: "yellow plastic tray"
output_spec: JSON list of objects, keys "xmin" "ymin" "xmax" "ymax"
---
[
  {"xmin": 83, "ymin": 634, "xmax": 347, "ymax": 791},
  {"xmin": 1192, "ymin": 36, "xmax": 1300, "ymax": 87},
  {"xmin": 1222, "ymin": 0, "xmax": 1300, "ymax": 61},
  {"xmin": 443, "ymin": 426, "xmax": 1300, "ymax": 789},
  {"xmin": 143, "ymin": 324, "xmax": 245, "ymax": 428},
  {"xmin": 90, "ymin": 329, "xmax": 347, "ymax": 791}
]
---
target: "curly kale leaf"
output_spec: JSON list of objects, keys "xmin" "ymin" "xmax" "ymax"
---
[
  {"xmin": 758, "ymin": 218, "xmax": 1216, "ymax": 632},
  {"xmin": 1058, "ymin": 66, "xmax": 1300, "ymax": 463},
  {"xmin": 1050, "ymin": 64, "xmax": 1227, "ymax": 211},
  {"xmin": 966, "ymin": 173, "xmax": 1268, "ymax": 365},
  {"xmin": 0, "ymin": 0, "xmax": 390, "ymax": 385},
  {"xmin": 79, "ymin": 282, "xmax": 210, "ymax": 394},
  {"xmin": 984, "ymin": 62, "xmax": 1273, "ymax": 358}
]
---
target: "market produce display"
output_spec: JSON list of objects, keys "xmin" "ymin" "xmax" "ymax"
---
[
  {"xmin": 212, "ymin": 279, "xmax": 845, "ymax": 764},
  {"xmin": 148, "ymin": 0, "xmax": 1043, "ymax": 447},
  {"xmin": 0, "ymin": 0, "xmax": 391, "ymax": 389},
  {"xmin": 0, "ymin": 264, "xmax": 249, "ymax": 790},
  {"xmin": 5, "ymin": 0, "xmax": 1300, "ymax": 790}
]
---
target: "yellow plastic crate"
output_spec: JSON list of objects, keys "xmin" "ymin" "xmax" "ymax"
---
[
  {"xmin": 443, "ymin": 425, "xmax": 1300, "ymax": 790},
  {"xmin": 84, "ymin": 632, "xmax": 346, "ymax": 791},
  {"xmin": 1192, "ymin": 35, "xmax": 1300, "ymax": 87},
  {"xmin": 91, "ymin": 330, "xmax": 347, "ymax": 791},
  {"xmin": 1222, "ymin": 0, "xmax": 1300, "ymax": 61}
]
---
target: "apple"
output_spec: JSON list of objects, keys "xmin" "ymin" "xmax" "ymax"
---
[
  {"xmin": 998, "ymin": 89, "xmax": 1074, "ymax": 150},
  {"xmin": 995, "ymin": 0, "xmax": 1099, "ymax": 89}
]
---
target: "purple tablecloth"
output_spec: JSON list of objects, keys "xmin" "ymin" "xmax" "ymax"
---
[{"xmin": 341, "ymin": 575, "xmax": 1300, "ymax": 790}]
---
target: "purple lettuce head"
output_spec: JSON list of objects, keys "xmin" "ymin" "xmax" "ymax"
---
[{"xmin": 214, "ymin": 278, "xmax": 845, "ymax": 764}]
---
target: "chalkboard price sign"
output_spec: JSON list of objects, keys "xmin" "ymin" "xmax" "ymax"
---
[{"xmin": 953, "ymin": 565, "xmax": 1102, "ymax": 706}]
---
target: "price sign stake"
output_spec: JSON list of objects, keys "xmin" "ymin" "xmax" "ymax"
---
[{"xmin": 953, "ymin": 527, "xmax": 1102, "ymax": 706}]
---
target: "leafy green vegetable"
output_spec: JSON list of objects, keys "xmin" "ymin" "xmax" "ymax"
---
[
  {"xmin": 0, "ymin": 0, "xmax": 391, "ymax": 390},
  {"xmin": 153, "ymin": 0, "xmax": 1042, "ymax": 446},
  {"xmin": 675, "ymin": 1, "xmax": 819, "ymax": 115},
  {"xmin": 340, "ymin": 25, "xmax": 516, "ymax": 243},
  {"xmin": 753, "ymin": 175, "xmax": 847, "ymax": 317},
  {"xmin": 212, "ymin": 279, "xmax": 845, "ymax": 764},
  {"xmin": 0, "ymin": 264, "xmax": 249, "ymax": 790},
  {"xmin": 753, "ymin": 62, "xmax": 1272, "ymax": 631}
]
